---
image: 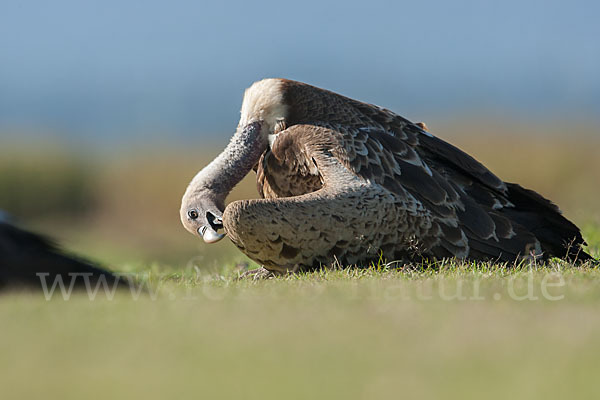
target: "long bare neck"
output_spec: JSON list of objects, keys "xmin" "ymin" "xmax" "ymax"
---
[{"xmin": 186, "ymin": 122, "xmax": 266, "ymax": 208}]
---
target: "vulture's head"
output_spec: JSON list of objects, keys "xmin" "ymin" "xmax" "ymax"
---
[
  {"xmin": 180, "ymin": 189, "xmax": 226, "ymax": 243},
  {"xmin": 180, "ymin": 78, "xmax": 288, "ymax": 243}
]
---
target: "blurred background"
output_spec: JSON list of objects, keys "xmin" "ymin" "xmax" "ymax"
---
[{"xmin": 1, "ymin": 0, "xmax": 598, "ymax": 268}]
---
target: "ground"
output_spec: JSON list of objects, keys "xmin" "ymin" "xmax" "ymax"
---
[{"xmin": 1, "ymin": 225, "xmax": 598, "ymax": 400}]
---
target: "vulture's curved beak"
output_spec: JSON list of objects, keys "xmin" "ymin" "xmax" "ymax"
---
[{"xmin": 198, "ymin": 225, "xmax": 225, "ymax": 243}]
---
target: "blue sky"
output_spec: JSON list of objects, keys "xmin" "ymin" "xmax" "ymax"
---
[{"xmin": 0, "ymin": 0, "xmax": 598, "ymax": 142}]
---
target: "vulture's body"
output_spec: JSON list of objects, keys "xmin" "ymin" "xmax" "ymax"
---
[{"xmin": 180, "ymin": 79, "xmax": 590, "ymax": 272}]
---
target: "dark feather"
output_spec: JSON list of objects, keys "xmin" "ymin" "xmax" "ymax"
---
[
  {"xmin": 0, "ymin": 220, "xmax": 125, "ymax": 291},
  {"xmin": 501, "ymin": 184, "xmax": 591, "ymax": 261}
]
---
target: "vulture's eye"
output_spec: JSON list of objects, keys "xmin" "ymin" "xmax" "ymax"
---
[{"xmin": 188, "ymin": 210, "xmax": 199, "ymax": 220}]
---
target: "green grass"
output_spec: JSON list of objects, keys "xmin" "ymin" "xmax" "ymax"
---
[{"xmin": 1, "ymin": 252, "xmax": 599, "ymax": 399}]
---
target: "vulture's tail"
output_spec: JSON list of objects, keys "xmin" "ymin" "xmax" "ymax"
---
[{"xmin": 503, "ymin": 183, "xmax": 593, "ymax": 262}]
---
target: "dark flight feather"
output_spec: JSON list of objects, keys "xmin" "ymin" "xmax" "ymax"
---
[{"xmin": 0, "ymin": 219, "xmax": 125, "ymax": 290}]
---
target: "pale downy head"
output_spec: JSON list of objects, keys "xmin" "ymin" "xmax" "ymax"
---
[{"xmin": 180, "ymin": 78, "xmax": 288, "ymax": 243}]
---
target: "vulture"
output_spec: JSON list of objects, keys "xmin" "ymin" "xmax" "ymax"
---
[
  {"xmin": 180, "ymin": 78, "xmax": 591, "ymax": 273},
  {"xmin": 0, "ymin": 212, "xmax": 122, "ymax": 291}
]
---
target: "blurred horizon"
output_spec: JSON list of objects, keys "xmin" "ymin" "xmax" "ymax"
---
[{"xmin": 1, "ymin": 0, "xmax": 599, "ymax": 145}]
